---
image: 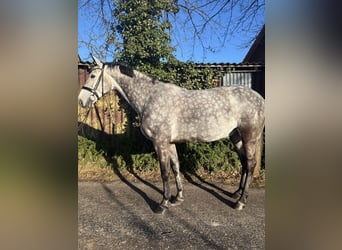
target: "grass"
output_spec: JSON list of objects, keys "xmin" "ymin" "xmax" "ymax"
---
[
  {"xmin": 78, "ymin": 135, "xmax": 265, "ymax": 187},
  {"xmin": 78, "ymin": 161, "xmax": 265, "ymax": 188}
]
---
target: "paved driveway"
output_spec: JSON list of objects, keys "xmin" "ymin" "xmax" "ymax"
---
[{"xmin": 79, "ymin": 177, "xmax": 264, "ymax": 250}]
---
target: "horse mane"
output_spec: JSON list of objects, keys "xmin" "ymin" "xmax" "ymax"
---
[
  {"xmin": 105, "ymin": 61, "xmax": 161, "ymax": 84},
  {"xmin": 104, "ymin": 62, "xmax": 135, "ymax": 78},
  {"xmin": 119, "ymin": 65, "xmax": 135, "ymax": 78},
  {"xmin": 105, "ymin": 62, "xmax": 160, "ymax": 84}
]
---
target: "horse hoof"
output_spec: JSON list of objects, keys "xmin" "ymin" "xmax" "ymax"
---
[
  {"xmin": 155, "ymin": 205, "xmax": 168, "ymax": 214},
  {"xmin": 234, "ymin": 201, "xmax": 245, "ymax": 210},
  {"xmin": 170, "ymin": 197, "xmax": 184, "ymax": 206}
]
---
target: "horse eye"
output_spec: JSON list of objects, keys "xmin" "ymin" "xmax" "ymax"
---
[{"xmin": 90, "ymin": 74, "xmax": 96, "ymax": 79}]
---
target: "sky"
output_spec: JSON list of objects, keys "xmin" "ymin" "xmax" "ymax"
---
[{"xmin": 78, "ymin": 1, "xmax": 264, "ymax": 63}]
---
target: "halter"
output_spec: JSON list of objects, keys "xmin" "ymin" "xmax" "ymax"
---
[
  {"xmin": 79, "ymin": 64, "xmax": 106, "ymax": 133},
  {"xmin": 81, "ymin": 64, "xmax": 105, "ymax": 101}
]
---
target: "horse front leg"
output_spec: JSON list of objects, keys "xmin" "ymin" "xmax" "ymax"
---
[
  {"xmin": 169, "ymin": 144, "xmax": 184, "ymax": 206},
  {"xmin": 154, "ymin": 141, "xmax": 171, "ymax": 214}
]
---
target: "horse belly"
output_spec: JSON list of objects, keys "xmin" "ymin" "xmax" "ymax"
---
[{"xmin": 171, "ymin": 117, "xmax": 237, "ymax": 143}]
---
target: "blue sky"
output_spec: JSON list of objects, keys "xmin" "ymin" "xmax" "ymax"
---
[{"xmin": 78, "ymin": 1, "xmax": 264, "ymax": 63}]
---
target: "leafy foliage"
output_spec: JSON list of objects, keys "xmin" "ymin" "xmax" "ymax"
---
[
  {"xmin": 78, "ymin": 136, "xmax": 108, "ymax": 168},
  {"xmin": 110, "ymin": 0, "xmax": 178, "ymax": 67},
  {"xmin": 178, "ymin": 139, "xmax": 241, "ymax": 173}
]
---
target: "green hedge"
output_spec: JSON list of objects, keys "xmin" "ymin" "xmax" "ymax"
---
[
  {"xmin": 78, "ymin": 132, "xmax": 242, "ymax": 174},
  {"xmin": 177, "ymin": 140, "xmax": 240, "ymax": 173}
]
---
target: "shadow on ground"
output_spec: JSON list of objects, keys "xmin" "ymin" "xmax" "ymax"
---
[{"xmin": 78, "ymin": 122, "xmax": 241, "ymax": 212}]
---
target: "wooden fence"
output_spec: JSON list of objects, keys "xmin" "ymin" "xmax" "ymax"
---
[{"xmin": 78, "ymin": 62, "xmax": 126, "ymax": 137}]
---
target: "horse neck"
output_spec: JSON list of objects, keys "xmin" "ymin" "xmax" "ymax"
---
[{"xmin": 110, "ymin": 70, "xmax": 155, "ymax": 115}]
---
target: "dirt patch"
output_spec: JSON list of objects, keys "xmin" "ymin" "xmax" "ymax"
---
[{"xmin": 78, "ymin": 163, "xmax": 265, "ymax": 188}]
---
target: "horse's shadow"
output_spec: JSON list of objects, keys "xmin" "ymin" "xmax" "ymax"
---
[
  {"xmin": 79, "ymin": 122, "xmax": 162, "ymax": 212},
  {"xmin": 79, "ymin": 122, "xmax": 238, "ymax": 211},
  {"xmin": 180, "ymin": 169, "xmax": 237, "ymax": 209},
  {"xmin": 112, "ymin": 167, "xmax": 161, "ymax": 212}
]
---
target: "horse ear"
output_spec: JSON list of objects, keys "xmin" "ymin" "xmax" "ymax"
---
[{"xmin": 91, "ymin": 54, "xmax": 103, "ymax": 67}]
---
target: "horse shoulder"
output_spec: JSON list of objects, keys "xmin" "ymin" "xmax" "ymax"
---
[{"xmin": 140, "ymin": 84, "xmax": 181, "ymax": 135}]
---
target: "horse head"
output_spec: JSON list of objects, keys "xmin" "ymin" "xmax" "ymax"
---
[{"xmin": 78, "ymin": 55, "xmax": 117, "ymax": 108}]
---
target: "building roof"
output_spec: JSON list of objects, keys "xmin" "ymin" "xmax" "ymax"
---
[
  {"xmin": 193, "ymin": 62, "xmax": 264, "ymax": 73},
  {"xmin": 78, "ymin": 57, "xmax": 265, "ymax": 72},
  {"xmin": 243, "ymin": 25, "xmax": 265, "ymax": 63}
]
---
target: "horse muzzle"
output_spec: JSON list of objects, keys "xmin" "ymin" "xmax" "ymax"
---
[{"xmin": 78, "ymin": 89, "xmax": 98, "ymax": 108}]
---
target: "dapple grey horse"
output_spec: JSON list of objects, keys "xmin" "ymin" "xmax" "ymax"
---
[{"xmin": 78, "ymin": 56, "xmax": 265, "ymax": 214}]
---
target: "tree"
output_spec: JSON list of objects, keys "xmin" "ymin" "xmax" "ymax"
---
[
  {"xmin": 111, "ymin": 0, "xmax": 178, "ymax": 68},
  {"xmin": 174, "ymin": 0, "xmax": 264, "ymax": 56},
  {"xmin": 78, "ymin": 0, "xmax": 264, "ymax": 61}
]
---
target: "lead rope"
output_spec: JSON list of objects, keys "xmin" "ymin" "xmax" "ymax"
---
[
  {"xmin": 103, "ymin": 89, "xmax": 117, "ymax": 134},
  {"xmin": 94, "ymin": 102, "xmax": 104, "ymax": 132},
  {"xmin": 102, "ymin": 64, "xmax": 117, "ymax": 134},
  {"xmin": 94, "ymin": 64, "xmax": 106, "ymax": 133}
]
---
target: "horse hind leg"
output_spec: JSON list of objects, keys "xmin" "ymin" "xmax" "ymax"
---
[
  {"xmin": 231, "ymin": 128, "xmax": 259, "ymax": 210},
  {"xmin": 169, "ymin": 144, "xmax": 184, "ymax": 206},
  {"xmin": 235, "ymin": 142, "xmax": 257, "ymax": 210},
  {"xmin": 229, "ymin": 128, "xmax": 247, "ymax": 200}
]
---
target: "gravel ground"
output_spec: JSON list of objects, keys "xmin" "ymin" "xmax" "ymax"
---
[{"xmin": 79, "ymin": 179, "xmax": 265, "ymax": 250}]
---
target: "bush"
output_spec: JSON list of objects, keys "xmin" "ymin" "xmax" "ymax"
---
[
  {"xmin": 131, "ymin": 153, "xmax": 159, "ymax": 171},
  {"xmin": 78, "ymin": 136, "xmax": 108, "ymax": 168},
  {"xmin": 78, "ymin": 132, "xmax": 243, "ymax": 175},
  {"xmin": 178, "ymin": 139, "xmax": 240, "ymax": 173}
]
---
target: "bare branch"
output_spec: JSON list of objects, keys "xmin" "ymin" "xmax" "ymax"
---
[
  {"xmin": 78, "ymin": 0, "xmax": 265, "ymax": 61},
  {"xmin": 175, "ymin": 0, "xmax": 264, "ymax": 58}
]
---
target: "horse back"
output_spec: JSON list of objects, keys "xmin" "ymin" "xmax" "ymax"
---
[{"xmin": 140, "ymin": 85, "xmax": 264, "ymax": 143}]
